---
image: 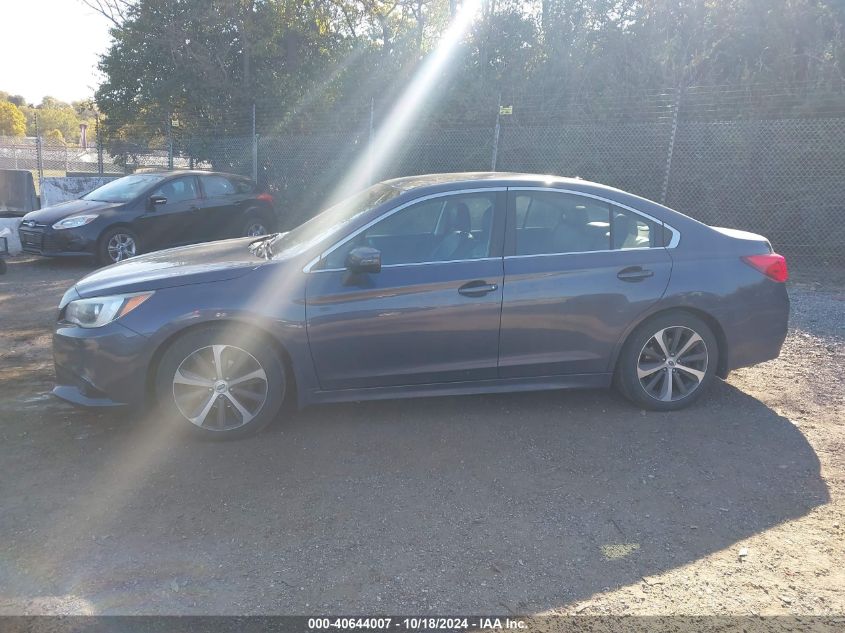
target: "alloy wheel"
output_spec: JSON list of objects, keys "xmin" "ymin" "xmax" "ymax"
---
[
  {"xmin": 637, "ymin": 326, "xmax": 708, "ymax": 402},
  {"xmin": 172, "ymin": 344, "xmax": 269, "ymax": 431},
  {"xmin": 107, "ymin": 233, "xmax": 137, "ymax": 262}
]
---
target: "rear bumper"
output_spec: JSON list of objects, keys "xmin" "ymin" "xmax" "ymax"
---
[
  {"xmin": 53, "ymin": 321, "xmax": 152, "ymax": 408},
  {"xmin": 720, "ymin": 281, "xmax": 790, "ymax": 371}
]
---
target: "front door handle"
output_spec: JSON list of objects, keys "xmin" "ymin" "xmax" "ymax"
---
[
  {"xmin": 458, "ymin": 280, "xmax": 499, "ymax": 297},
  {"xmin": 617, "ymin": 266, "xmax": 654, "ymax": 282}
]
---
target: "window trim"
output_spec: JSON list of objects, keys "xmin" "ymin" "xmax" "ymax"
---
[
  {"xmin": 504, "ymin": 186, "xmax": 680, "ymax": 257},
  {"xmin": 303, "ymin": 187, "xmax": 507, "ymax": 273}
]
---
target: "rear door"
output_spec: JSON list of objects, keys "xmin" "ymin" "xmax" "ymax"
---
[
  {"xmin": 196, "ymin": 174, "xmax": 246, "ymax": 240},
  {"xmin": 499, "ymin": 188, "xmax": 673, "ymax": 378},
  {"xmin": 305, "ymin": 188, "xmax": 506, "ymax": 390}
]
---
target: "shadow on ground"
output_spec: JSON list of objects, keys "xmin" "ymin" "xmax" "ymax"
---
[{"xmin": 0, "ymin": 377, "xmax": 827, "ymax": 614}]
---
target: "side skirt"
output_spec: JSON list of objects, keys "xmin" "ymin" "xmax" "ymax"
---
[{"xmin": 304, "ymin": 373, "xmax": 613, "ymax": 407}]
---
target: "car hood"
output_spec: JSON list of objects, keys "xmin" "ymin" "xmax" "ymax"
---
[
  {"xmin": 21, "ymin": 199, "xmax": 120, "ymax": 225},
  {"xmin": 72, "ymin": 237, "xmax": 267, "ymax": 298}
]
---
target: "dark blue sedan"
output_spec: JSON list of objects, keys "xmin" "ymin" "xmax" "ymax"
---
[{"xmin": 52, "ymin": 173, "xmax": 789, "ymax": 438}]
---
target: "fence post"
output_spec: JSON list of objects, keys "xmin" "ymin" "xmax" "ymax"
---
[
  {"xmin": 35, "ymin": 112, "xmax": 44, "ymax": 186},
  {"xmin": 368, "ymin": 97, "xmax": 375, "ymax": 185},
  {"xmin": 251, "ymin": 102, "xmax": 258, "ymax": 182},
  {"xmin": 167, "ymin": 117, "xmax": 174, "ymax": 170},
  {"xmin": 491, "ymin": 93, "xmax": 501, "ymax": 171},
  {"xmin": 660, "ymin": 86, "xmax": 682, "ymax": 205}
]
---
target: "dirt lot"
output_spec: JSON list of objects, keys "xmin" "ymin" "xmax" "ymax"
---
[{"xmin": 0, "ymin": 255, "xmax": 843, "ymax": 616}]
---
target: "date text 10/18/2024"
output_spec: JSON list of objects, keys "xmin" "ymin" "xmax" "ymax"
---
[{"xmin": 306, "ymin": 617, "xmax": 528, "ymax": 631}]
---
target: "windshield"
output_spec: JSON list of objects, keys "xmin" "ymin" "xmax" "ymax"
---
[
  {"xmin": 267, "ymin": 184, "xmax": 402, "ymax": 258},
  {"xmin": 82, "ymin": 174, "xmax": 168, "ymax": 203}
]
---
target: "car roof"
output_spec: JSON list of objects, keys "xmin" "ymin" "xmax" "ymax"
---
[
  {"xmin": 133, "ymin": 169, "xmax": 251, "ymax": 180},
  {"xmin": 381, "ymin": 172, "xmax": 619, "ymax": 195}
]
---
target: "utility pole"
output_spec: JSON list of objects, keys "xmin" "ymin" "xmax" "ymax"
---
[{"xmin": 96, "ymin": 115, "xmax": 104, "ymax": 175}]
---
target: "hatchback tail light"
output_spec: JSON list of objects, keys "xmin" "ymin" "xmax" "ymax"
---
[
  {"xmin": 741, "ymin": 253, "xmax": 788, "ymax": 282},
  {"xmin": 257, "ymin": 192, "xmax": 273, "ymax": 203}
]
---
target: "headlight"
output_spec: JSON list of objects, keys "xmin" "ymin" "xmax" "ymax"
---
[
  {"xmin": 64, "ymin": 292, "xmax": 153, "ymax": 328},
  {"xmin": 52, "ymin": 215, "xmax": 99, "ymax": 230}
]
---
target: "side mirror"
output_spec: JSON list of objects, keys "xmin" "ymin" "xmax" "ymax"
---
[
  {"xmin": 148, "ymin": 195, "xmax": 167, "ymax": 210},
  {"xmin": 345, "ymin": 246, "xmax": 381, "ymax": 274}
]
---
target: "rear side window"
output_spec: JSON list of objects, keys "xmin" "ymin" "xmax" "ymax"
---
[
  {"xmin": 201, "ymin": 175, "xmax": 236, "ymax": 197},
  {"xmin": 511, "ymin": 191, "xmax": 611, "ymax": 255},
  {"xmin": 232, "ymin": 178, "xmax": 256, "ymax": 194},
  {"xmin": 611, "ymin": 208, "xmax": 660, "ymax": 249}
]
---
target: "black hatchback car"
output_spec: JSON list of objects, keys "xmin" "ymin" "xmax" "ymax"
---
[{"xmin": 19, "ymin": 171, "xmax": 277, "ymax": 265}]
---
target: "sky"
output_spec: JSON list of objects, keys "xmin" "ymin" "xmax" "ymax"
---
[{"xmin": 2, "ymin": 0, "xmax": 113, "ymax": 105}]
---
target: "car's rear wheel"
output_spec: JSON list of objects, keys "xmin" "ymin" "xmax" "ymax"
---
[
  {"xmin": 98, "ymin": 227, "xmax": 139, "ymax": 266},
  {"xmin": 616, "ymin": 311, "xmax": 719, "ymax": 411},
  {"xmin": 154, "ymin": 327, "xmax": 285, "ymax": 439}
]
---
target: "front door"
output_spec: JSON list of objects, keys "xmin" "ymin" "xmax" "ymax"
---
[
  {"xmin": 305, "ymin": 189, "xmax": 506, "ymax": 390},
  {"xmin": 134, "ymin": 175, "xmax": 201, "ymax": 248},
  {"xmin": 498, "ymin": 188, "xmax": 673, "ymax": 377}
]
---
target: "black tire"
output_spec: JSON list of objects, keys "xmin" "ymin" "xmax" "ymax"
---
[
  {"xmin": 154, "ymin": 326, "xmax": 286, "ymax": 440},
  {"xmin": 97, "ymin": 226, "xmax": 140, "ymax": 266},
  {"xmin": 0, "ymin": 258, "xmax": 6, "ymax": 275},
  {"xmin": 241, "ymin": 213, "xmax": 273, "ymax": 238},
  {"xmin": 615, "ymin": 311, "xmax": 719, "ymax": 411}
]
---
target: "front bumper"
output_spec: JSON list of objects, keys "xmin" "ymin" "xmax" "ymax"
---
[
  {"xmin": 53, "ymin": 321, "xmax": 152, "ymax": 408},
  {"xmin": 19, "ymin": 226, "xmax": 96, "ymax": 257}
]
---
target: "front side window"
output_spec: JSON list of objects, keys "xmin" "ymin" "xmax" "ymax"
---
[
  {"xmin": 322, "ymin": 192, "xmax": 498, "ymax": 269},
  {"xmin": 152, "ymin": 176, "xmax": 199, "ymax": 205},
  {"xmin": 512, "ymin": 191, "xmax": 611, "ymax": 255},
  {"xmin": 201, "ymin": 175, "xmax": 236, "ymax": 197}
]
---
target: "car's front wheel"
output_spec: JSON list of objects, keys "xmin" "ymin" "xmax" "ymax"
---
[
  {"xmin": 98, "ymin": 227, "xmax": 139, "ymax": 266},
  {"xmin": 616, "ymin": 311, "xmax": 719, "ymax": 411},
  {"xmin": 154, "ymin": 327, "xmax": 286, "ymax": 439},
  {"xmin": 242, "ymin": 215, "xmax": 272, "ymax": 237}
]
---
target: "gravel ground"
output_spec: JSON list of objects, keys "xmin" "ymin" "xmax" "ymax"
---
[{"xmin": 0, "ymin": 255, "xmax": 842, "ymax": 615}]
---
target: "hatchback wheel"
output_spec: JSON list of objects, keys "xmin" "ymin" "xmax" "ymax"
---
[
  {"xmin": 616, "ymin": 312, "xmax": 719, "ymax": 411},
  {"xmin": 243, "ymin": 218, "xmax": 269, "ymax": 237},
  {"xmin": 98, "ymin": 227, "xmax": 139, "ymax": 266},
  {"xmin": 155, "ymin": 327, "xmax": 285, "ymax": 439}
]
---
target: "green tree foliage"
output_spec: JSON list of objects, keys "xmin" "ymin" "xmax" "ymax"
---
[
  {"xmin": 94, "ymin": 0, "xmax": 845, "ymax": 143},
  {"xmin": 0, "ymin": 101, "xmax": 27, "ymax": 136}
]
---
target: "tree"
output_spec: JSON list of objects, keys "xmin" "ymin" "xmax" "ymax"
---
[
  {"xmin": 46, "ymin": 128, "xmax": 66, "ymax": 144},
  {"xmin": 0, "ymin": 101, "xmax": 26, "ymax": 136}
]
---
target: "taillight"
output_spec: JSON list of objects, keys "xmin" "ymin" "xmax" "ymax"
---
[
  {"xmin": 741, "ymin": 253, "xmax": 788, "ymax": 282},
  {"xmin": 257, "ymin": 192, "xmax": 273, "ymax": 203}
]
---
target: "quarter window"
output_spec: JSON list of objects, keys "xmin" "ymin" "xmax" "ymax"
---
[{"xmin": 322, "ymin": 192, "xmax": 498, "ymax": 269}]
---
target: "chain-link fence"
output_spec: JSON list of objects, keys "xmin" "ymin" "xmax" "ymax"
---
[{"xmin": 2, "ymin": 88, "xmax": 845, "ymax": 264}]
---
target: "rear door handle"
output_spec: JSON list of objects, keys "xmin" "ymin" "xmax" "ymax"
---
[
  {"xmin": 617, "ymin": 266, "xmax": 654, "ymax": 282},
  {"xmin": 458, "ymin": 280, "xmax": 499, "ymax": 297}
]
